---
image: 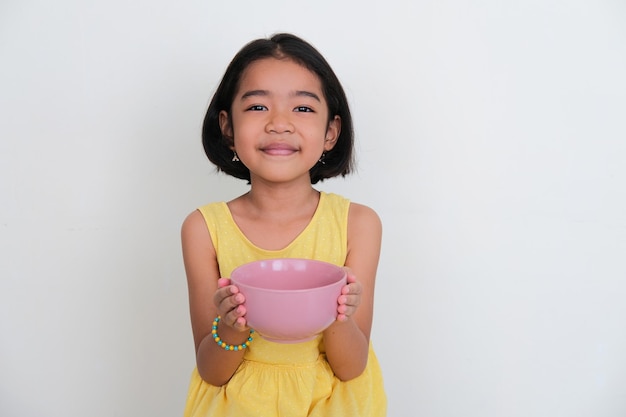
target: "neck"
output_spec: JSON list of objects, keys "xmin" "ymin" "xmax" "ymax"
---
[
  {"xmin": 245, "ymin": 183, "xmax": 319, "ymax": 212},
  {"xmin": 237, "ymin": 173, "xmax": 316, "ymax": 211}
]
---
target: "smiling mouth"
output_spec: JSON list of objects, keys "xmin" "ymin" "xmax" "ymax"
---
[{"xmin": 261, "ymin": 145, "xmax": 298, "ymax": 156}]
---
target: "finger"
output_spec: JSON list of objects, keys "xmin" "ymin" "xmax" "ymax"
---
[
  {"xmin": 346, "ymin": 294, "xmax": 361, "ymax": 307},
  {"xmin": 213, "ymin": 285, "xmax": 233, "ymax": 308},
  {"xmin": 223, "ymin": 292, "xmax": 245, "ymax": 311},
  {"xmin": 234, "ymin": 314, "xmax": 248, "ymax": 330},
  {"xmin": 339, "ymin": 294, "xmax": 361, "ymax": 309},
  {"xmin": 217, "ymin": 278, "xmax": 231, "ymax": 288},
  {"xmin": 341, "ymin": 281, "xmax": 362, "ymax": 296},
  {"xmin": 214, "ymin": 291, "xmax": 246, "ymax": 317},
  {"xmin": 226, "ymin": 305, "xmax": 248, "ymax": 330},
  {"xmin": 213, "ymin": 287, "xmax": 226, "ymax": 308},
  {"xmin": 337, "ymin": 314, "xmax": 347, "ymax": 322}
]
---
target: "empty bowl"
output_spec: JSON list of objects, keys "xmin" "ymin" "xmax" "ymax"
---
[{"xmin": 230, "ymin": 258, "xmax": 347, "ymax": 343}]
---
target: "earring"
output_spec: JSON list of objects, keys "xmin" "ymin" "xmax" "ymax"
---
[
  {"xmin": 318, "ymin": 152, "xmax": 326, "ymax": 165},
  {"xmin": 232, "ymin": 151, "xmax": 239, "ymax": 162}
]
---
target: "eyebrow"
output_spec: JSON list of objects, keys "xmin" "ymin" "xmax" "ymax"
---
[{"xmin": 239, "ymin": 90, "xmax": 321, "ymax": 102}]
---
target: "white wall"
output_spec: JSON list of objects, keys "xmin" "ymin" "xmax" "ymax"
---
[{"xmin": 1, "ymin": 1, "xmax": 625, "ymax": 416}]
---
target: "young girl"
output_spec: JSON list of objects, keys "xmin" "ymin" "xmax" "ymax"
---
[{"xmin": 181, "ymin": 33, "xmax": 386, "ymax": 416}]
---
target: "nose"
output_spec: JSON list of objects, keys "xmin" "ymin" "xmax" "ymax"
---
[{"xmin": 265, "ymin": 109, "xmax": 294, "ymax": 134}]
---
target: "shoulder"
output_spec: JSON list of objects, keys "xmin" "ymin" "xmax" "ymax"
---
[
  {"xmin": 347, "ymin": 202, "xmax": 383, "ymax": 249},
  {"xmin": 181, "ymin": 209, "xmax": 217, "ymax": 274},
  {"xmin": 181, "ymin": 209, "xmax": 211, "ymax": 246},
  {"xmin": 345, "ymin": 202, "xmax": 382, "ymax": 284},
  {"xmin": 321, "ymin": 192, "xmax": 382, "ymax": 232},
  {"xmin": 182, "ymin": 208, "xmax": 205, "ymax": 232},
  {"xmin": 348, "ymin": 202, "xmax": 382, "ymax": 230},
  {"xmin": 182, "ymin": 201, "xmax": 229, "ymax": 231}
]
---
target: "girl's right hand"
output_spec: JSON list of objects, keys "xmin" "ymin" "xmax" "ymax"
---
[{"xmin": 213, "ymin": 278, "xmax": 248, "ymax": 330}]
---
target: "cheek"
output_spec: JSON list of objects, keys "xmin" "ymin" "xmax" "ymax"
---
[
  {"xmin": 231, "ymin": 116, "xmax": 258, "ymax": 142},
  {"xmin": 309, "ymin": 125, "xmax": 332, "ymax": 146}
]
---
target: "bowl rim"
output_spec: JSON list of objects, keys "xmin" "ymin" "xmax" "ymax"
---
[{"xmin": 230, "ymin": 258, "xmax": 346, "ymax": 293}]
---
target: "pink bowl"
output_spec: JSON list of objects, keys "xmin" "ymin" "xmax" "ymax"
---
[{"xmin": 230, "ymin": 258, "xmax": 347, "ymax": 343}]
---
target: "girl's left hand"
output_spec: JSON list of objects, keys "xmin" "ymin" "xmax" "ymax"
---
[{"xmin": 337, "ymin": 267, "xmax": 362, "ymax": 322}]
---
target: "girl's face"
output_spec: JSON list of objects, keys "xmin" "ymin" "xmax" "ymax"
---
[{"xmin": 220, "ymin": 58, "xmax": 340, "ymax": 185}]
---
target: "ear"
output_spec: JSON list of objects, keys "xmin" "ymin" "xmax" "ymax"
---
[
  {"xmin": 219, "ymin": 110, "xmax": 234, "ymax": 147},
  {"xmin": 324, "ymin": 115, "xmax": 341, "ymax": 151}
]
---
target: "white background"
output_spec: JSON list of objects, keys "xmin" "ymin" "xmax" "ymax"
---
[{"xmin": 1, "ymin": 1, "xmax": 626, "ymax": 416}]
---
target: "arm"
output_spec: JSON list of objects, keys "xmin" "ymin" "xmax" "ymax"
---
[
  {"xmin": 322, "ymin": 202, "xmax": 382, "ymax": 381},
  {"xmin": 181, "ymin": 210, "xmax": 250, "ymax": 386}
]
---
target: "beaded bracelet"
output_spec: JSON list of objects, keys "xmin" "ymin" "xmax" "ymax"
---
[{"xmin": 212, "ymin": 316, "xmax": 254, "ymax": 351}]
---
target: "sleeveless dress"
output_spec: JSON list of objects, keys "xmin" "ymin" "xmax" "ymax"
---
[{"xmin": 183, "ymin": 192, "xmax": 387, "ymax": 417}]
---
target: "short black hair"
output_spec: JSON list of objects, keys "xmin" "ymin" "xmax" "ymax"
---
[{"xmin": 202, "ymin": 33, "xmax": 354, "ymax": 184}]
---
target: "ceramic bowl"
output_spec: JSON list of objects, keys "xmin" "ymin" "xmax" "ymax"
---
[{"xmin": 230, "ymin": 258, "xmax": 347, "ymax": 343}]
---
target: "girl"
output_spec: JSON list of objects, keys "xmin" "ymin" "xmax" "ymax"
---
[{"xmin": 181, "ymin": 33, "xmax": 386, "ymax": 416}]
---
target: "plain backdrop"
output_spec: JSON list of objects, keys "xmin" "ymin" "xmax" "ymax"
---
[{"xmin": 1, "ymin": 1, "xmax": 626, "ymax": 416}]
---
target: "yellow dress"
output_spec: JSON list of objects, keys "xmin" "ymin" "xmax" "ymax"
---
[{"xmin": 183, "ymin": 192, "xmax": 387, "ymax": 417}]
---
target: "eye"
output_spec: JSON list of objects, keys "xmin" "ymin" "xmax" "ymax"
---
[
  {"xmin": 247, "ymin": 105, "xmax": 267, "ymax": 111},
  {"xmin": 294, "ymin": 106, "xmax": 314, "ymax": 112}
]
